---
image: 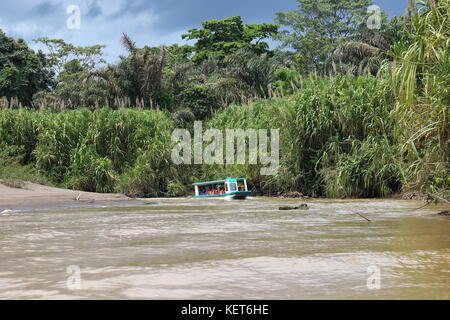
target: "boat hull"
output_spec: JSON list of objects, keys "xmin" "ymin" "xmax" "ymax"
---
[
  {"xmin": 195, "ymin": 191, "xmax": 251, "ymax": 200},
  {"xmin": 229, "ymin": 191, "xmax": 251, "ymax": 200}
]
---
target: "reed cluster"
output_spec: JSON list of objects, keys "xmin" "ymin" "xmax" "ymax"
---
[
  {"xmin": 208, "ymin": 75, "xmax": 401, "ymax": 197},
  {"xmin": 0, "ymin": 107, "xmax": 188, "ymax": 196}
]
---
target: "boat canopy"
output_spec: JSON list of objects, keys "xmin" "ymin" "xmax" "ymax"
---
[
  {"xmin": 192, "ymin": 178, "xmax": 247, "ymax": 186},
  {"xmin": 192, "ymin": 177, "xmax": 250, "ymax": 198}
]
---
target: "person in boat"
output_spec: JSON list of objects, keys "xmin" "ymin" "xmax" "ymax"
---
[{"xmin": 193, "ymin": 178, "xmax": 251, "ymax": 199}]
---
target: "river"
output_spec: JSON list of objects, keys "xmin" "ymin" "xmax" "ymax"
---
[{"xmin": 0, "ymin": 198, "xmax": 449, "ymax": 299}]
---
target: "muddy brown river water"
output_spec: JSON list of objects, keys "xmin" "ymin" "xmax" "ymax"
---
[{"xmin": 0, "ymin": 198, "xmax": 449, "ymax": 299}]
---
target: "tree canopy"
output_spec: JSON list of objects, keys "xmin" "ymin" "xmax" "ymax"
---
[
  {"xmin": 182, "ymin": 16, "xmax": 278, "ymax": 64},
  {"xmin": 0, "ymin": 30, "xmax": 53, "ymax": 106},
  {"xmin": 34, "ymin": 37, "xmax": 106, "ymax": 74},
  {"xmin": 275, "ymin": 0, "xmax": 376, "ymax": 72}
]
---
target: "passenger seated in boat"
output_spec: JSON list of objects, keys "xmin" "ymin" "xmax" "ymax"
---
[{"xmin": 238, "ymin": 187, "xmax": 243, "ymax": 191}]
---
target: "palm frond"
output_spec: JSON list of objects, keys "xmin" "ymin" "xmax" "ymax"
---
[
  {"xmin": 121, "ymin": 33, "xmax": 136, "ymax": 53},
  {"xmin": 334, "ymin": 42, "xmax": 381, "ymax": 63}
]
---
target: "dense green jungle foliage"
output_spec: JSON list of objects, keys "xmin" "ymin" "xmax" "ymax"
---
[{"xmin": 0, "ymin": 0, "xmax": 448, "ymax": 199}]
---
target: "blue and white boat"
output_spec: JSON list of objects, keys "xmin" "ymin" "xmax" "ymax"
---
[{"xmin": 193, "ymin": 178, "xmax": 251, "ymax": 200}]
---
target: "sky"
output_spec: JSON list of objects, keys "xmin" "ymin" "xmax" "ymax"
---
[{"xmin": 0, "ymin": 0, "xmax": 409, "ymax": 63}]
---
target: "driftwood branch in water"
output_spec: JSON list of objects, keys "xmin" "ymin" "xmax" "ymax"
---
[
  {"xmin": 407, "ymin": 202, "xmax": 431, "ymax": 211},
  {"xmin": 353, "ymin": 211, "xmax": 371, "ymax": 222}
]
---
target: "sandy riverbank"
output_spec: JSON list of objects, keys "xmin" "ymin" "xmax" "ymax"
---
[{"xmin": 0, "ymin": 181, "xmax": 147, "ymax": 212}]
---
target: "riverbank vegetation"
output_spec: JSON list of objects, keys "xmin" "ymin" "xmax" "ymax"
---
[{"xmin": 0, "ymin": 0, "xmax": 448, "ymax": 200}]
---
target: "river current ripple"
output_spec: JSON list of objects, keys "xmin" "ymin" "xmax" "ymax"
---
[{"xmin": 0, "ymin": 198, "xmax": 449, "ymax": 299}]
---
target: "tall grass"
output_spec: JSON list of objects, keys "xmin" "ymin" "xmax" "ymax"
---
[
  {"xmin": 0, "ymin": 144, "xmax": 51, "ymax": 186},
  {"xmin": 0, "ymin": 107, "xmax": 189, "ymax": 196},
  {"xmin": 0, "ymin": 74, "xmax": 443, "ymax": 198},
  {"xmin": 208, "ymin": 75, "xmax": 400, "ymax": 197},
  {"xmin": 391, "ymin": 0, "xmax": 449, "ymax": 195}
]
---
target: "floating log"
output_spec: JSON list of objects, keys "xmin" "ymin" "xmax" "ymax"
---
[{"xmin": 279, "ymin": 204, "xmax": 309, "ymax": 211}]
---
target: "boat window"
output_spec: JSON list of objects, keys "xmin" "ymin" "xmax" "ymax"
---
[
  {"xmin": 200, "ymin": 186, "xmax": 207, "ymax": 195},
  {"xmin": 237, "ymin": 180, "xmax": 246, "ymax": 191},
  {"xmin": 229, "ymin": 183, "xmax": 237, "ymax": 191}
]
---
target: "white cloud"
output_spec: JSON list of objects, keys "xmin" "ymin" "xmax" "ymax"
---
[
  {"xmin": 0, "ymin": 18, "xmax": 7, "ymax": 33},
  {"xmin": 3, "ymin": 0, "xmax": 353, "ymax": 63},
  {"xmin": 0, "ymin": 0, "xmax": 182, "ymax": 63},
  {"xmin": 94, "ymin": 0, "xmax": 127, "ymax": 16},
  {"xmin": 9, "ymin": 22, "xmax": 40, "ymax": 36}
]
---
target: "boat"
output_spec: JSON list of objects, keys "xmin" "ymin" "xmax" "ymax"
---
[{"xmin": 192, "ymin": 178, "xmax": 251, "ymax": 200}]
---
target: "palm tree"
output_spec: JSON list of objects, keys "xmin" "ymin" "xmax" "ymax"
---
[
  {"xmin": 120, "ymin": 33, "xmax": 167, "ymax": 107},
  {"xmin": 330, "ymin": 13, "xmax": 407, "ymax": 76},
  {"xmin": 225, "ymin": 48, "xmax": 282, "ymax": 97},
  {"xmin": 331, "ymin": 41, "xmax": 383, "ymax": 75},
  {"xmin": 86, "ymin": 34, "xmax": 167, "ymax": 109}
]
